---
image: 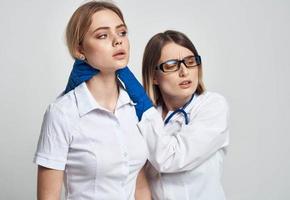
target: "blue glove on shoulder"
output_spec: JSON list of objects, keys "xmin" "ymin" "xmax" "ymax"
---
[
  {"xmin": 116, "ymin": 67, "xmax": 153, "ymax": 121},
  {"xmin": 65, "ymin": 59, "xmax": 99, "ymax": 94}
]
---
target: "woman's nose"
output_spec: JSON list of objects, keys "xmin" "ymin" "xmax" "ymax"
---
[
  {"xmin": 113, "ymin": 35, "xmax": 122, "ymax": 46},
  {"xmin": 179, "ymin": 63, "xmax": 189, "ymax": 77}
]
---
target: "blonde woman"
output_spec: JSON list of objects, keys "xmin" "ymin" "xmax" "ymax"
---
[{"xmin": 34, "ymin": 1, "xmax": 150, "ymax": 199}]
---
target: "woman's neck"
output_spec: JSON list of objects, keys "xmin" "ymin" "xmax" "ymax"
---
[
  {"xmin": 86, "ymin": 71, "xmax": 119, "ymax": 112},
  {"xmin": 161, "ymin": 94, "xmax": 192, "ymax": 119}
]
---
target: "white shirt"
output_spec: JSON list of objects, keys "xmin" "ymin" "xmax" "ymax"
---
[
  {"xmin": 34, "ymin": 82, "xmax": 148, "ymax": 200},
  {"xmin": 138, "ymin": 91, "xmax": 229, "ymax": 200}
]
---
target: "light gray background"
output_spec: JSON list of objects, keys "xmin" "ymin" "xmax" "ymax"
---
[{"xmin": 0, "ymin": 0, "xmax": 289, "ymax": 199}]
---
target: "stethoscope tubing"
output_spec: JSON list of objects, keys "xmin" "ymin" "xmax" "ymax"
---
[{"xmin": 164, "ymin": 94, "xmax": 195, "ymax": 125}]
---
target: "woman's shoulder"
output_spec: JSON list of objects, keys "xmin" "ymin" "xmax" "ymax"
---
[
  {"xmin": 44, "ymin": 91, "xmax": 78, "ymax": 121},
  {"xmin": 192, "ymin": 91, "xmax": 229, "ymax": 113},
  {"xmin": 201, "ymin": 91, "xmax": 227, "ymax": 104}
]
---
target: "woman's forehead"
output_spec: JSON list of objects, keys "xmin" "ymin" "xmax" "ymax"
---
[{"xmin": 160, "ymin": 42, "xmax": 193, "ymax": 61}]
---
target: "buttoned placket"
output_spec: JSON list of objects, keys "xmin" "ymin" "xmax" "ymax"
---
[{"xmin": 109, "ymin": 110, "xmax": 130, "ymax": 189}]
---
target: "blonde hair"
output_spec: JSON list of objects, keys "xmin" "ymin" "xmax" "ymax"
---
[
  {"xmin": 142, "ymin": 30, "xmax": 205, "ymax": 106},
  {"xmin": 66, "ymin": 1, "xmax": 126, "ymax": 59}
]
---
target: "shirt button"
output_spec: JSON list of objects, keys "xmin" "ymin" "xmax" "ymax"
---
[{"xmin": 123, "ymin": 152, "xmax": 128, "ymax": 157}]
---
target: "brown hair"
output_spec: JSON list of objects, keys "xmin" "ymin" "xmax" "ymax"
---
[
  {"xmin": 142, "ymin": 30, "xmax": 205, "ymax": 105},
  {"xmin": 66, "ymin": 1, "xmax": 126, "ymax": 59}
]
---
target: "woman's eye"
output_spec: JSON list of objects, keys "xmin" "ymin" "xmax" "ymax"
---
[
  {"xmin": 164, "ymin": 63, "xmax": 177, "ymax": 70},
  {"xmin": 185, "ymin": 58, "xmax": 196, "ymax": 66},
  {"xmin": 97, "ymin": 34, "xmax": 107, "ymax": 39},
  {"xmin": 119, "ymin": 30, "xmax": 127, "ymax": 37},
  {"xmin": 187, "ymin": 60, "xmax": 195, "ymax": 65}
]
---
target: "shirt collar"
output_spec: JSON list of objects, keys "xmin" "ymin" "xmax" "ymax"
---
[
  {"xmin": 74, "ymin": 82, "xmax": 133, "ymax": 117},
  {"xmin": 116, "ymin": 86, "xmax": 135, "ymax": 109}
]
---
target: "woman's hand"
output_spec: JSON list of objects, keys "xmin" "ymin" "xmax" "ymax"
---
[
  {"xmin": 65, "ymin": 59, "xmax": 99, "ymax": 94},
  {"xmin": 135, "ymin": 165, "xmax": 152, "ymax": 200},
  {"xmin": 116, "ymin": 66, "xmax": 153, "ymax": 120}
]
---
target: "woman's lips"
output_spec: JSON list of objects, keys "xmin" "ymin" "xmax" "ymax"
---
[
  {"xmin": 179, "ymin": 80, "xmax": 192, "ymax": 89},
  {"xmin": 113, "ymin": 50, "xmax": 126, "ymax": 60}
]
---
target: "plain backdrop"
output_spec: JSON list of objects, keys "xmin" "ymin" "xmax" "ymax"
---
[{"xmin": 0, "ymin": 0, "xmax": 289, "ymax": 199}]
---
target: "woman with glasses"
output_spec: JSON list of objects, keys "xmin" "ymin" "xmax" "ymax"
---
[{"xmin": 117, "ymin": 30, "xmax": 230, "ymax": 200}]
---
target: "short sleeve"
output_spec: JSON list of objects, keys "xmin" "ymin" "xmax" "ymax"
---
[{"xmin": 33, "ymin": 104, "xmax": 71, "ymax": 170}]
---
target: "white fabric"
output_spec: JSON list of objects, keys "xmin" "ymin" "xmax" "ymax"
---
[
  {"xmin": 34, "ymin": 82, "xmax": 148, "ymax": 200},
  {"xmin": 138, "ymin": 91, "xmax": 229, "ymax": 200}
]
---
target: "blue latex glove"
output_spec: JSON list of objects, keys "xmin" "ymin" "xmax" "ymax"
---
[
  {"xmin": 116, "ymin": 67, "xmax": 153, "ymax": 121},
  {"xmin": 65, "ymin": 59, "xmax": 99, "ymax": 94}
]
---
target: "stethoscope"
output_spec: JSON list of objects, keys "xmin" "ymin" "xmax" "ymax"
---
[{"xmin": 164, "ymin": 94, "xmax": 195, "ymax": 125}]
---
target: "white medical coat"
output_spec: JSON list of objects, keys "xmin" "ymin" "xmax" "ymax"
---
[{"xmin": 138, "ymin": 91, "xmax": 229, "ymax": 200}]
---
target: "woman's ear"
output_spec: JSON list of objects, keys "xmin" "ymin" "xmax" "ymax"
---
[
  {"xmin": 153, "ymin": 73, "xmax": 159, "ymax": 85},
  {"xmin": 75, "ymin": 45, "xmax": 85, "ymax": 60}
]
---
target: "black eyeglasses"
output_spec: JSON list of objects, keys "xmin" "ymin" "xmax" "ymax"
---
[{"xmin": 155, "ymin": 55, "xmax": 201, "ymax": 73}]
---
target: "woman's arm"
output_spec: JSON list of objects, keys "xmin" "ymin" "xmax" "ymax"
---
[
  {"xmin": 116, "ymin": 67, "xmax": 229, "ymax": 173},
  {"xmin": 138, "ymin": 93, "xmax": 229, "ymax": 173},
  {"xmin": 135, "ymin": 165, "xmax": 151, "ymax": 200},
  {"xmin": 37, "ymin": 166, "xmax": 64, "ymax": 200},
  {"xmin": 116, "ymin": 67, "xmax": 153, "ymax": 121}
]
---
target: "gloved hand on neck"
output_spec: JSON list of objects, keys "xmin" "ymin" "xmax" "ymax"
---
[
  {"xmin": 116, "ymin": 66, "xmax": 153, "ymax": 121},
  {"xmin": 64, "ymin": 59, "xmax": 99, "ymax": 94},
  {"xmin": 64, "ymin": 61, "xmax": 152, "ymax": 121}
]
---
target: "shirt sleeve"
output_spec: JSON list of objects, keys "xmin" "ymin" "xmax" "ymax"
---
[
  {"xmin": 137, "ymin": 93, "xmax": 229, "ymax": 173},
  {"xmin": 33, "ymin": 104, "xmax": 71, "ymax": 170}
]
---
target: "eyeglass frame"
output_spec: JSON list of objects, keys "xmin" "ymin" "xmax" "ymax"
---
[{"xmin": 155, "ymin": 55, "xmax": 202, "ymax": 73}]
